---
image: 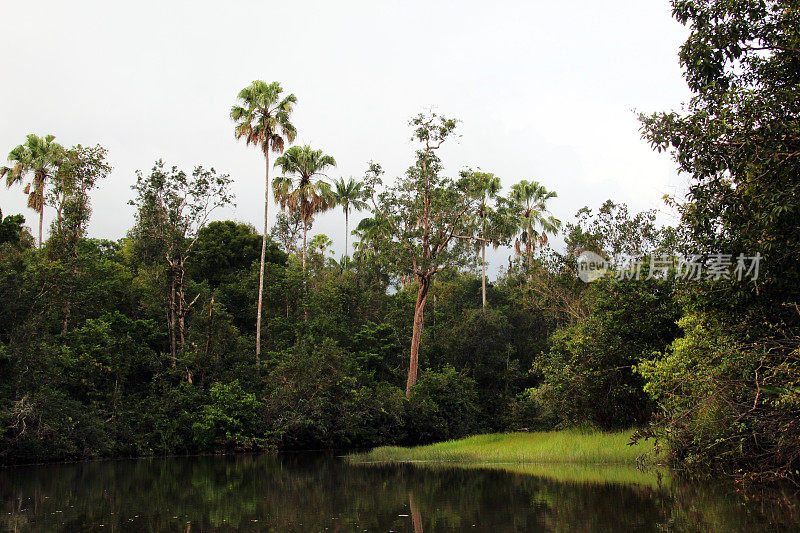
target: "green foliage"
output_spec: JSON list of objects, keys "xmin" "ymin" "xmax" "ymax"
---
[
  {"xmin": 406, "ymin": 366, "xmax": 481, "ymax": 443},
  {"xmin": 565, "ymin": 200, "xmax": 674, "ymax": 258},
  {"xmin": 189, "ymin": 220, "xmax": 284, "ymax": 286},
  {"xmin": 0, "ymin": 209, "xmax": 32, "ymax": 248},
  {"xmin": 535, "ymin": 276, "xmax": 681, "ymax": 430},
  {"xmin": 231, "ymin": 80, "xmax": 297, "ymax": 156},
  {"xmin": 3, "ymin": 74, "xmax": 797, "ymax": 488},
  {"xmin": 263, "ymin": 338, "xmax": 361, "ymax": 448},
  {"xmin": 192, "ymin": 380, "xmax": 267, "ymax": 451},
  {"xmin": 637, "ymin": 313, "xmax": 800, "ymax": 476},
  {"xmin": 363, "ymin": 113, "xmax": 483, "ymax": 279},
  {"xmin": 351, "ymin": 321, "xmax": 404, "ymax": 382},
  {"xmin": 508, "ymin": 179, "xmax": 560, "ymax": 265},
  {"xmin": 636, "ymin": 0, "xmax": 800, "ymax": 480}
]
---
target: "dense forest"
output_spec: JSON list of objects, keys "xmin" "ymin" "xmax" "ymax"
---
[{"xmin": 1, "ymin": 0, "xmax": 798, "ymax": 483}]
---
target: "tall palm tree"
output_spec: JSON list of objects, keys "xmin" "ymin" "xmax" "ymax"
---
[
  {"xmin": 272, "ymin": 145, "xmax": 336, "ymax": 275},
  {"xmin": 472, "ymin": 172, "xmax": 502, "ymax": 309},
  {"xmin": 330, "ymin": 177, "xmax": 368, "ymax": 265},
  {"xmin": 1, "ymin": 134, "xmax": 63, "ymax": 247},
  {"xmin": 509, "ymin": 180, "xmax": 560, "ymax": 272},
  {"xmin": 230, "ymin": 80, "xmax": 297, "ymax": 363}
]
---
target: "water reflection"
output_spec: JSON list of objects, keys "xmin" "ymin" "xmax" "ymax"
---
[{"xmin": 0, "ymin": 454, "xmax": 797, "ymax": 531}]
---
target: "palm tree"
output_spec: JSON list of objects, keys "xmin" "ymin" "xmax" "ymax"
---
[
  {"xmin": 509, "ymin": 180, "xmax": 560, "ymax": 272},
  {"xmin": 472, "ymin": 172, "xmax": 502, "ymax": 309},
  {"xmin": 1, "ymin": 134, "xmax": 63, "ymax": 247},
  {"xmin": 353, "ymin": 215, "xmax": 389, "ymax": 262},
  {"xmin": 330, "ymin": 177, "xmax": 368, "ymax": 265},
  {"xmin": 272, "ymin": 145, "xmax": 336, "ymax": 275},
  {"xmin": 230, "ymin": 80, "xmax": 297, "ymax": 363}
]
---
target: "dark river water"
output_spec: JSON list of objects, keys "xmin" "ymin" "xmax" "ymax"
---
[{"xmin": 1, "ymin": 453, "xmax": 798, "ymax": 532}]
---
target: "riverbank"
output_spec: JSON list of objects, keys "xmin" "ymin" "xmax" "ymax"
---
[{"xmin": 350, "ymin": 430, "xmax": 660, "ymax": 466}]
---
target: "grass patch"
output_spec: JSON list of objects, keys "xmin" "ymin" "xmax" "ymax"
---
[{"xmin": 350, "ymin": 430, "xmax": 660, "ymax": 466}]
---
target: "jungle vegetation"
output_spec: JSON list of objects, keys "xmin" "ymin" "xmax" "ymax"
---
[{"xmin": 0, "ymin": 0, "xmax": 797, "ymax": 484}]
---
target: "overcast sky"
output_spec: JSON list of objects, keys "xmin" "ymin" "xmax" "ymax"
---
[{"xmin": 0, "ymin": 0, "xmax": 691, "ymax": 274}]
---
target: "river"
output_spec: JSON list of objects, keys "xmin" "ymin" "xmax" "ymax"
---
[{"xmin": 1, "ymin": 453, "xmax": 798, "ymax": 531}]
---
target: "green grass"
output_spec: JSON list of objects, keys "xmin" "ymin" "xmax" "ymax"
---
[{"xmin": 350, "ymin": 430, "xmax": 661, "ymax": 466}]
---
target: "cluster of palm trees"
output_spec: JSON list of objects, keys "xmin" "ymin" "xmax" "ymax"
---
[
  {"xmin": 230, "ymin": 81, "xmax": 369, "ymax": 359},
  {"xmin": 229, "ymin": 80, "xmax": 563, "ymax": 357},
  {"xmin": 2, "ymin": 80, "xmax": 560, "ymax": 365}
]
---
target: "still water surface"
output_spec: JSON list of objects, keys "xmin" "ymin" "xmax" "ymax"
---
[{"xmin": 1, "ymin": 453, "xmax": 798, "ymax": 531}]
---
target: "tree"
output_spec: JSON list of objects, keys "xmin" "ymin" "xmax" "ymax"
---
[
  {"xmin": 537, "ymin": 274, "xmax": 680, "ymax": 429},
  {"xmin": 463, "ymin": 171, "xmax": 514, "ymax": 309},
  {"xmin": 475, "ymin": 173, "xmax": 500, "ymax": 309},
  {"xmin": 365, "ymin": 112, "xmax": 483, "ymax": 398},
  {"xmin": 231, "ymin": 80, "xmax": 297, "ymax": 362},
  {"xmin": 48, "ymin": 145, "xmax": 111, "ymax": 257},
  {"xmin": 47, "ymin": 145, "xmax": 111, "ymax": 333},
  {"xmin": 272, "ymin": 145, "xmax": 336, "ymax": 276},
  {"xmin": 331, "ymin": 177, "xmax": 368, "ymax": 266},
  {"xmin": 0, "ymin": 209, "xmax": 32, "ymax": 248},
  {"xmin": 638, "ymin": 0, "xmax": 800, "ymax": 481},
  {"xmin": 353, "ymin": 213, "xmax": 391, "ymax": 263},
  {"xmin": 565, "ymin": 200, "xmax": 671, "ymax": 258},
  {"xmin": 189, "ymin": 221, "xmax": 285, "ymax": 287},
  {"xmin": 508, "ymin": 180, "xmax": 560, "ymax": 272},
  {"xmin": 129, "ymin": 161, "xmax": 234, "ymax": 366},
  {"xmin": 270, "ymin": 210, "xmax": 304, "ymax": 254},
  {"xmin": 1, "ymin": 134, "xmax": 64, "ymax": 247}
]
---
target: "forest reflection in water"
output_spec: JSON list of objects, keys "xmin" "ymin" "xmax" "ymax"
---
[{"xmin": 1, "ymin": 453, "xmax": 798, "ymax": 532}]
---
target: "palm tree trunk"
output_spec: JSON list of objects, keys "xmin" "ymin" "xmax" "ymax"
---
[
  {"xmin": 527, "ymin": 242, "xmax": 533, "ymax": 275},
  {"xmin": 344, "ymin": 207, "xmax": 349, "ymax": 266},
  {"xmin": 255, "ymin": 151, "xmax": 270, "ymax": 364},
  {"xmin": 406, "ymin": 274, "xmax": 431, "ymax": 398},
  {"xmin": 38, "ymin": 208, "xmax": 43, "ymax": 248},
  {"xmin": 481, "ymin": 238, "xmax": 487, "ymax": 309},
  {"xmin": 302, "ymin": 221, "xmax": 307, "ymax": 275},
  {"xmin": 301, "ymin": 219, "xmax": 309, "ymax": 320}
]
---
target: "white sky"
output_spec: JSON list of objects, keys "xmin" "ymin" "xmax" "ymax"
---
[{"xmin": 0, "ymin": 0, "xmax": 691, "ymax": 274}]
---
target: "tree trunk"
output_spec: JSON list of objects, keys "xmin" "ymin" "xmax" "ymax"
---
[
  {"xmin": 302, "ymin": 220, "xmax": 308, "ymax": 320},
  {"xmin": 344, "ymin": 208, "xmax": 349, "ymax": 266},
  {"xmin": 177, "ymin": 259, "xmax": 186, "ymax": 352},
  {"xmin": 38, "ymin": 208, "xmax": 43, "ymax": 248},
  {"xmin": 481, "ymin": 238, "xmax": 487, "ymax": 309},
  {"xmin": 205, "ymin": 297, "xmax": 214, "ymax": 357},
  {"xmin": 61, "ymin": 299, "xmax": 71, "ymax": 334},
  {"xmin": 302, "ymin": 221, "xmax": 308, "ymax": 275},
  {"xmin": 169, "ymin": 273, "xmax": 177, "ymax": 367},
  {"xmin": 255, "ymin": 151, "xmax": 270, "ymax": 364},
  {"xmin": 406, "ymin": 275, "xmax": 431, "ymax": 398}
]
